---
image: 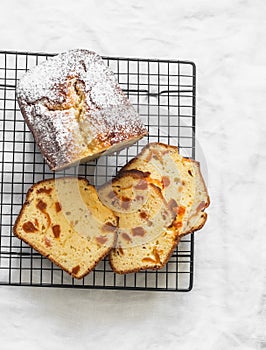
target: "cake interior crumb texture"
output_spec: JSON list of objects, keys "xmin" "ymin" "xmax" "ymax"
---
[
  {"xmin": 98, "ymin": 143, "xmax": 210, "ymax": 274},
  {"xmin": 13, "ymin": 177, "xmax": 118, "ymax": 279}
]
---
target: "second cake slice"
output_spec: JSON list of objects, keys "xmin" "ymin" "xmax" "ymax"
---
[{"xmin": 98, "ymin": 170, "xmax": 181, "ymax": 273}]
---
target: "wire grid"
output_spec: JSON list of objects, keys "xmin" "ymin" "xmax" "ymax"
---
[{"xmin": 0, "ymin": 51, "xmax": 196, "ymax": 292}]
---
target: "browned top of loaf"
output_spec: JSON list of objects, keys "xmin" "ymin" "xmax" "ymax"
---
[{"xmin": 17, "ymin": 49, "xmax": 147, "ymax": 169}]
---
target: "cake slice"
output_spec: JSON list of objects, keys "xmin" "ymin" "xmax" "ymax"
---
[
  {"xmin": 98, "ymin": 170, "xmax": 183, "ymax": 274},
  {"xmin": 13, "ymin": 177, "xmax": 118, "ymax": 279},
  {"xmin": 104, "ymin": 143, "xmax": 210, "ymax": 274},
  {"xmin": 118, "ymin": 142, "xmax": 210, "ymax": 236},
  {"xmin": 17, "ymin": 49, "xmax": 147, "ymax": 171}
]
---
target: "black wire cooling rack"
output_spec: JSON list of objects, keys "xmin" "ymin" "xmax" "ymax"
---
[{"xmin": 0, "ymin": 51, "xmax": 196, "ymax": 292}]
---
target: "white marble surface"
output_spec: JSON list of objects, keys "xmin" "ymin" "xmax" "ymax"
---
[{"xmin": 1, "ymin": 0, "xmax": 266, "ymax": 349}]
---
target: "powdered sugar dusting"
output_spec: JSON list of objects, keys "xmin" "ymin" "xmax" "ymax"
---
[
  {"xmin": 17, "ymin": 49, "xmax": 147, "ymax": 170},
  {"xmin": 18, "ymin": 50, "xmax": 119, "ymax": 104}
]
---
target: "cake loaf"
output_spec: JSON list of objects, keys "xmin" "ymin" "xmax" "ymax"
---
[
  {"xmin": 13, "ymin": 177, "xmax": 118, "ymax": 279},
  {"xmin": 17, "ymin": 49, "xmax": 147, "ymax": 171}
]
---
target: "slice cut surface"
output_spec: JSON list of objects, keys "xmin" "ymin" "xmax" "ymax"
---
[
  {"xmin": 99, "ymin": 170, "xmax": 182, "ymax": 273},
  {"xmin": 13, "ymin": 177, "xmax": 118, "ymax": 279},
  {"xmin": 119, "ymin": 142, "xmax": 210, "ymax": 236}
]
